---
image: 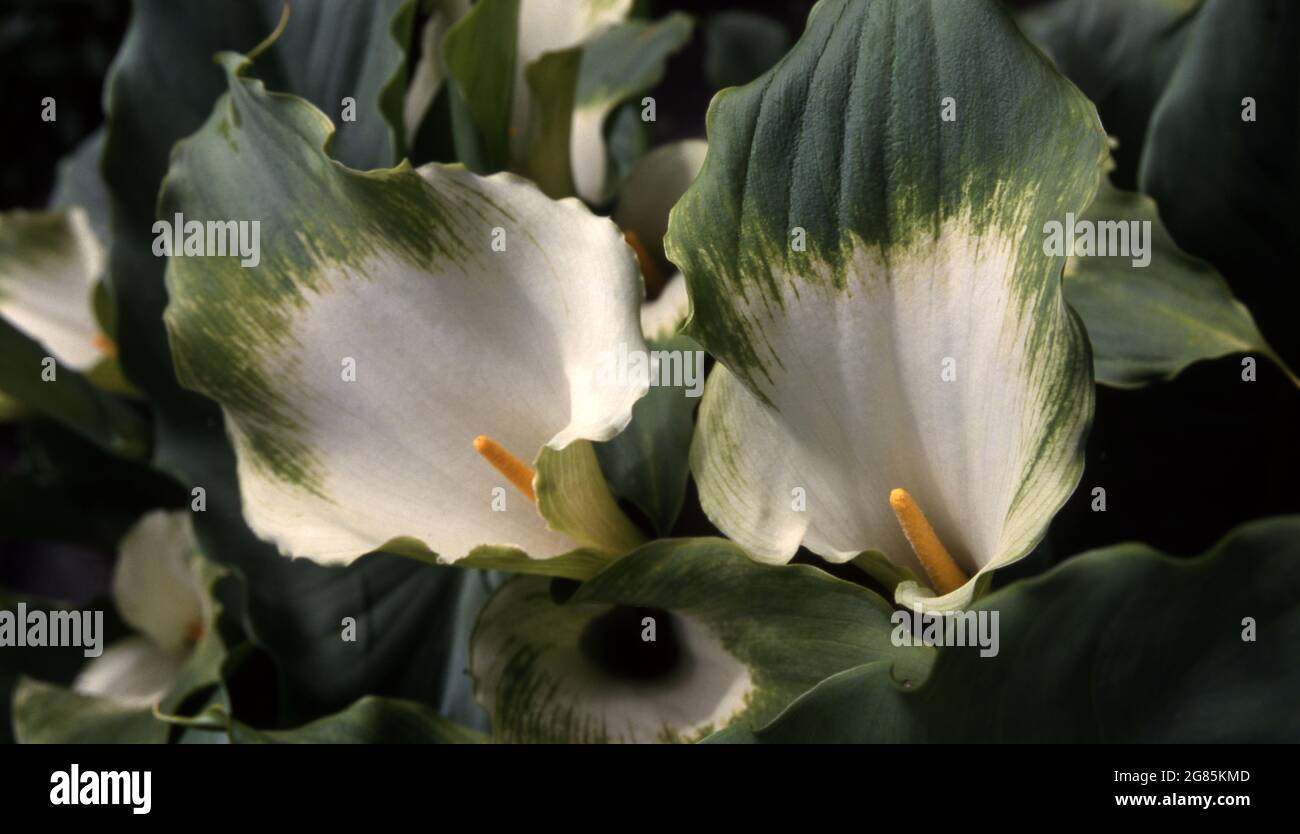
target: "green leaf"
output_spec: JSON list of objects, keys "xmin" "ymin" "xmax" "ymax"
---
[
  {"xmin": 0, "ymin": 420, "xmax": 181, "ymax": 551},
  {"xmin": 471, "ymin": 537, "xmax": 927, "ymax": 742},
  {"xmin": 522, "ymin": 46, "xmax": 584, "ymax": 198},
  {"xmin": 1063, "ymin": 180, "xmax": 1296, "ymax": 387},
  {"xmin": 666, "ymin": 0, "xmax": 1106, "ymax": 611},
  {"xmin": 703, "ymin": 10, "xmax": 791, "ymax": 91},
  {"xmin": 0, "ymin": 590, "xmax": 129, "ymax": 744},
  {"xmin": 1016, "ymin": 0, "xmax": 1201, "ymax": 189},
  {"xmin": 1139, "ymin": 0, "xmax": 1300, "ymax": 368},
  {"xmin": 239, "ymin": 555, "xmax": 499, "ymax": 728},
  {"xmin": 594, "ymin": 334, "xmax": 701, "ymax": 535},
  {"xmin": 248, "ymin": 1, "xmax": 414, "ymax": 169},
  {"xmin": 443, "ymin": 0, "xmax": 519, "ymax": 173},
  {"xmin": 12, "ymin": 679, "xmax": 168, "ymax": 744},
  {"xmin": 229, "ymin": 695, "xmax": 486, "ymax": 743},
  {"xmin": 536, "ymin": 440, "xmax": 646, "ymax": 557},
  {"xmin": 0, "ymin": 314, "xmax": 148, "ymax": 460},
  {"xmin": 397, "ymin": 0, "xmax": 470, "ymax": 162},
  {"xmin": 602, "ymin": 100, "xmax": 652, "ymax": 190},
  {"xmin": 717, "ymin": 516, "xmax": 1300, "ymax": 742},
  {"xmin": 436, "ymin": 544, "xmax": 616, "ymax": 582}
]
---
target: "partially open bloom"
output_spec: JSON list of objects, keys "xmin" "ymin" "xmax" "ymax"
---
[{"xmin": 74, "ymin": 512, "xmax": 207, "ymax": 706}]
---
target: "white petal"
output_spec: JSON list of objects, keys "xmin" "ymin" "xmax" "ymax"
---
[
  {"xmin": 689, "ymin": 213, "xmax": 1093, "ymax": 611},
  {"xmin": 163, "ymin": 64, "xmax": 649, "ymax": 568},
  {"xmin": 614, "ymin": 139, "xmax": 708, "ymax": 265},
  {"xmin": 113, "ymin": 511, "xmax": 205, "ymax": 654},
  {"xmin": 691, "ymin": 364, "xmax": 809, "ymax": 565},
  {"xmin": 0, "ymin": 207, "xmax": 107, "ymax": 371},
  {"xmin": 639, "ymin": 272, "xmax": 690, "ymax": 340},
  {"xmin": 570, "ymin": 104, "xmax": 615, "ymax": 204},
  {"xmin": 73, "ymin": 636, "xmax": 185, "ymax": 708}
]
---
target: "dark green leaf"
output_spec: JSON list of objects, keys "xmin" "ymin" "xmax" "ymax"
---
[
  {"xmin": 12, "ymin": 679, "xmax": 167, "ymax": 743},
  {"xmin": 595, "ymin": 334, "xmax": 700, "ymax": 535},
  {"xmin": 703, "ymin": 10, "xmax": 790, "ymax": 90},
  {"xmin": 1063, "ymin": 180, "xmax": 1295, "ymax": 387},
  {"xmin": 0, "ymin": 316, "xmax": 148, "ymax": 459},
  {"xmin": 718, "ymin": 517, "xmax": 1300, "ymax": 742},
  {"xmin": 230, "ymin": 695, "xmax": 486, "ymax": 743},
  {"xmin": 1139, "ymin": 0, "xmax": 1300, "ymax": 368},
  {"xmin": 1017, "ymin": 0, "xmax": 1201, "ymax": 189},
  {"xmin": 443, "ymin": 0, "xmax": 519, "ymax": 173}
]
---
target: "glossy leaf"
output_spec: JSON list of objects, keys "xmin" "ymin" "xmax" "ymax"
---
[
  {"xmin": 1063, "ymin": 180, "xmax": 1295, "ymax": 387},
  {"xmin": 715, "ymin": 516, "xmax": 1300, "ymax": 743}
]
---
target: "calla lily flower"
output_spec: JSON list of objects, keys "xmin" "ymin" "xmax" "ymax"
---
[
  {"xmin": 470, "ymin": 537, "xmax": 924, "ymax": 743},
  {"xmin": 509, "ymin": 0, "xmax": 631, "ymax": 203},
  {"xmin": 161, "ymin": 53, "xmax": 648, "ymax": 572},
  {"xmin": 613, "ymin": 139, "xmax": 707, "ymax": 340},
  {"xmin": 74, "ymin": 512, "xmax": 207, "ymax": 707},
  {"xmin": 0, "ymin": 207, "xmax": 112, "ymax": 372},
  {"xmin": 666, "ymin": 0, "xmax": 1107, "ymax": 611}
]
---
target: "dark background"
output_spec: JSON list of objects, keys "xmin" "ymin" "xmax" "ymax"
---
[{"xmin": 2, "ymin": 0, "xmax": 1296, "ymax": 603}]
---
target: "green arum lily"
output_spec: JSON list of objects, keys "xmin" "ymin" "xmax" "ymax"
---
[
  {"xmin": 0, "ymin": 208, "xmax": 114, "ymax": 377},
  {"xmin": 468, "ymin": 537, "xmax": 927, "ymax": 743},
  {"xmin": 160, "ymin": 49, "xmax": 649, "ymax": 575},
  {"xmin": 667, "ymin": 0, "xmax": 1108, "ymax": 612},
  {"xmin": 71, "ymin": 511, "xmax": 208, "ymax": 707}
]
